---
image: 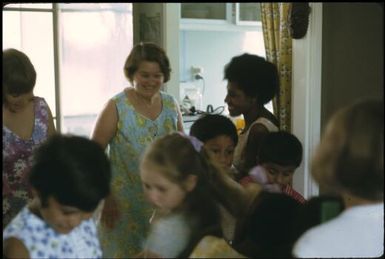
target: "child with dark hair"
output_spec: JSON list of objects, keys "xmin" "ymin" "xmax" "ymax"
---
[
  {"xmin": 3, "ymin": 135, "xmax": 111, "ymax": 259},
  {"xmin": 232, "ymin": 191, "xmax": 302, "ymax": 258},
  {"xmin": 190, "ymin": 114, "xmax": 239, "ymax": 179},
  {"xmin": 240, "ymin": 131, "xmax": 306, "ymax": 203}
]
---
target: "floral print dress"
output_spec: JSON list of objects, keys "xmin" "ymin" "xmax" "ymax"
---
[
  {"xmin": 99, "ymin": 90, "xmax": 180, "ymax": 258},
  {"xmin": 3, "ymin": 97, "xmax": 51, "ymax": 229},
  {"xmin": 3, "ymin": 206, "xmax": 102, "ymax": 258}
]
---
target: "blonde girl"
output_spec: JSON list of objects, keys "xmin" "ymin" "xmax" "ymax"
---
[{"xmin": 138, "ymin": 132, "xmax": 254, "ymax": 258}]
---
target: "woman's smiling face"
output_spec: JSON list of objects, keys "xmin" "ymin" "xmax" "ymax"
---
[{"xmin": 224, "ymin": 82, "xmax": 253, "ymax": 117}]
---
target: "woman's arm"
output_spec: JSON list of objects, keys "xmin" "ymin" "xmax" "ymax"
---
[
  {"xmin": 91, "ymin": 99, "xmax": 119, "ymax": 229},
  {"xmin": 176, "ymin": 101, "xmax": 185, "ymax": 132},
  {"xmin": 242, "ymin": 123, "xmax": 269, "ymax": 175},
  {"xmin": 46, "ymin": 104, "xmax": 56, "ymax": 136},
  {"xmin": 91, "ymin": 99, "xmax": 118, "ymax": 149},
  {"xmin": 3, "ymin": 238, "xmax": 30, "ymax": 259}
]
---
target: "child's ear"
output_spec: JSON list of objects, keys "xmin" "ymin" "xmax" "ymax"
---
[{"xmin": 184, "ymin": 174, "xmax": 198, "ymax": 192}]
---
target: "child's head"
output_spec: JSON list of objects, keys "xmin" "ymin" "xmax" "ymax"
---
[
  {"xmin": 124, "ymin": 41, "xmax": 171, "ymax": 84},
  {"xmin": 190, "ymin": 114, "xmax": 238, "ymax": 170},
  {"xmin": 235, "ymin": 192, "xmax": 302, "ymax": 257},
  {"xmin": 3, "ymin": 48, "xmax": 36, "ymax": 107},
  {"xmin": 29, "ymin": 135, "xmax": 111, "ymax": 233},
  {"xmin": 257, "ymin": 131, "xmax": 303, "ymax": 187},
  {"xmin": 311, "ymin": 98, "xmax": 383, "ymax": 201},
  {"xmin": 224, "ymin": 53, "xmax": 279, "ymax": 116},
  {"xmin": 141, "ymin": 133, "xmax": 205, "ymax": 211},
  {"xmin": 140, "ymin": 133, "xmax": 222, "ymax": 225}
]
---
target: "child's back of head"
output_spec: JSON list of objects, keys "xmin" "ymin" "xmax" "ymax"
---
[{"xmin": 234, "ymin": 191, "xmax": 302, "ymax": 257}]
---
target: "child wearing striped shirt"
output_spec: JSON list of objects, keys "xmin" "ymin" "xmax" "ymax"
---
[{"xmin": 240, "ymin": 131, "xmax": 306, "ymax": 204}]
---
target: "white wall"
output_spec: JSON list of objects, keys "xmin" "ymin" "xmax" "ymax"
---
[
  {"xmin": 180, "ymin": 30, "xmax": 265, "ymax": 111},
  {"xmin": 292, "ymin": 3, "xmax": 323, "ymax": 199}
]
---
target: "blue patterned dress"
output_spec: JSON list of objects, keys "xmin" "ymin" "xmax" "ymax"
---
[
  {"xmin": 99, "ymin": 90, "xmax": 180, "ymax": 257},
  {"xmin": 3, "ymin": 206, "xmax": 102, "ymax": 258},
  {"xmin": 3, "ymin": 97, "xmax": 51, "ymax": 229}
]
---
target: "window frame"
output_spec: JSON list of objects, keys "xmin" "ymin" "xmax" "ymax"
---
[{"xmin": 3, "ymin": 3, "xmax": 133, "ymax": 134}]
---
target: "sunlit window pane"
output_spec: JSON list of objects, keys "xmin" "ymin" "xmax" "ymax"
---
[
  {"xmin": 58, "ymin": 3, "xmax": 131, "ymax": 11},
  {"xmin": 2, "ymin": 11, "xmax": 56, "ymax": 118},
  {"xmin": 4, "ymin": 3, "xmax": 53, "ymax": 9},
  {"xmin": 59, "ymin": 4, "xmax": 133, "ymax": 137}
]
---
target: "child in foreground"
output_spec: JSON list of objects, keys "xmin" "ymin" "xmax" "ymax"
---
[
  {"xmin": 138, "ymin": 132, "xmax": 255, "ymax": 258},
  {"xmin": 3, "ymin": 135, "xmax": 111, "ymax": 259}
]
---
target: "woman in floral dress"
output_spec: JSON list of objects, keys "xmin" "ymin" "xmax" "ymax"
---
[
  {"xmin": 91, "ymin": 42, "xmax": 184, "ymax": 257},
  {"xmin": 3, "ymin": 48, "xmax": 56, "ymax": 229}
]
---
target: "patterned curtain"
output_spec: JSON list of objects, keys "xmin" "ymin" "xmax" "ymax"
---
[{"xmin": 261, "ymin": 3, "xmax": 292, "ymax": 132}]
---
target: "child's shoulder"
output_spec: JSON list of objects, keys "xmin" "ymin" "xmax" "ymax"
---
[
  {"xmin": 3, "ymin": 207, "xmax": 40, "ymax": 237},
  {"xmin": 4, "ymin": 205, "xmax": 51, "ymax": 234},
  {"xmin": 3, "ymin": 206, "xmax": 48, "ymax": 256},
  {"xmin": 283, "ymin": 185, "xmax": 306, "ymax": 204}
]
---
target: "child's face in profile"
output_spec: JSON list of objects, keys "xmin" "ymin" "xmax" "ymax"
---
[
  {"xmin": 141, "ymin": 165, "xmax": 196, "ymax": 213},
  {"xmin": 40, "ymin": 196, "xmax": 93, "ymax": 234},
  {"xmin": 204, "ymin": 135, "xmax": 235, "ymax": 169},
  {"xmin": 261, "ymin": 163, "xmax": 296, "ymax": 187}
]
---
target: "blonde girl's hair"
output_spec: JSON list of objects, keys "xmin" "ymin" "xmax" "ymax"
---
[{"xmin": 311, "ymin": 98, "xmax": 383, "ymax": 201}]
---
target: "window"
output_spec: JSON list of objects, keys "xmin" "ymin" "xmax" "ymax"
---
[{"xmin": 3, "ymin": 3, "xmax": 133, "ymax": 137}]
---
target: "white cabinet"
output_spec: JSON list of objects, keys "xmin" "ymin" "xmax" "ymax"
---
[
  {"xmin": 181, "ymin": 3, "xmax": 229, "ymax": 21},
  {"xmin": 235, "ymin": 3, "xmax": 262, "ymax": 26},
  {"xmin": 180, "ymin": 3, "xmax": 261, "ymax": 31}
]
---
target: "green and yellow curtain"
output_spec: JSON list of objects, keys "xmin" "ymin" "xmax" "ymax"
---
[{"xmin": 261, "ymin": 3, "xmax": 292, "ymax": 132}]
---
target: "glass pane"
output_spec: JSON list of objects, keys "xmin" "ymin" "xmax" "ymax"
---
[
  {"xmin": 239, "ymin": 3, "xmax": 261, "ymax": 22},
  {"xmin": 59, "ymin": 4, "xmax": 133, "ymax": 137},
  {"xmin": 2, "ymin": 11, "xmax": 56, "ymax": 118},
  {"xmin": 59, "ymin": 3, "xmax": 131, "ymax": 11},
  {"xmin": 181, "ymin": 3, "xmax": 226, "ymax": 20},
  {"xmin": 4, "ymin": 3, "xmax": 52, "ymax": 9}
]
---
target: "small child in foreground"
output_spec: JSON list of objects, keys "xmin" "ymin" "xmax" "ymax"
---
[{"xmin": 3, "ymin": 135, "xmax": 111, "ymax": 259}]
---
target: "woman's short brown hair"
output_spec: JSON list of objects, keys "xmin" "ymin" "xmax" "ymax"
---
[
  {"xmin": 3, "ymin": 48, "xmax": 36, "ymax": 99},
  {"xmin": 311, "ymin": 98, "xmax": 383, "ymax": 201},
  {"xmin": 123, "ymin": 42, "xmax": 171, "ymax": 84}
]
